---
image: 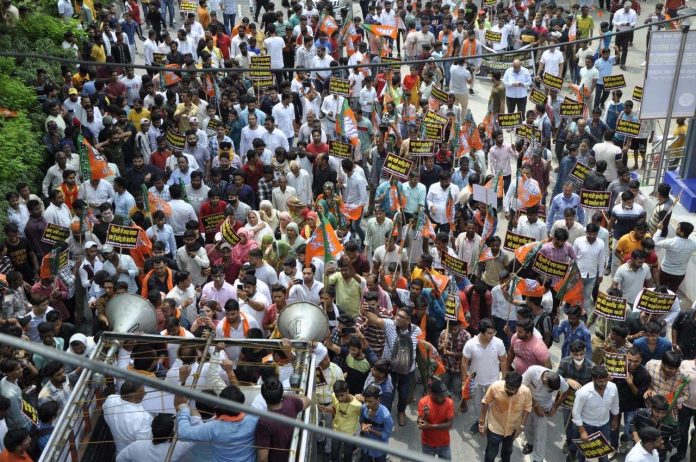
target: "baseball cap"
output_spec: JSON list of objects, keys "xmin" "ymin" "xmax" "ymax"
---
[
  {"xmin": 101, "ymin": 244, "xmax": 115, "ymax": 254},
  {"xmin": 83, "ymin": 241, "xmax": 98, "ymax": 250},
  {"xmin": 141, "ymin": 118, "xmax": 151, "ymax": 125},
  {"xmin": 102, "ymin": 115, "xmax": 113, "ymax": 125},
  {"xmin": 189, "ymin": 116, "xmax": 199, "ymax": 123},
  {"xmin": 430, "ymin": 379, "xmax": 449, "ymax": 396},
  {"xmin": 68, "ymin": 88, "xmax": 78, "ymax": 95}
]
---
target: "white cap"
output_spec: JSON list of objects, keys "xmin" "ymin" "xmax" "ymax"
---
[{"xmin": 83, "ymin": 241, "xmax": 98, "ymax": 250}]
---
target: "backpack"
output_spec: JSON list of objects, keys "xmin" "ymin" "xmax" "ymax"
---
[{"xmin": 391, "ymin": 325, "xmax": 414, "ymax": 375}]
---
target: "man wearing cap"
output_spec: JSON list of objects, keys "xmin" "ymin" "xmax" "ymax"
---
[
  {"xmin": 101, "ymin": 244, "xmax": 139, "ymax": 294},
  {"xmin": 417, "ymin": 379, "xmax": 455, "ymax": 459},
  {"xmin": 63, "ymin": 87, "xmax": 81, "ymax": 114},
  {"xmin": 134, "ymin": 118, "xmax": 152, "ymax": 163}
]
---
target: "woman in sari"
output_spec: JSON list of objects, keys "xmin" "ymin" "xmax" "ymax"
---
[
  {"xmin": 314, "ymin": 182, "xmax": 342, "ymax": 222},
  {"xmin": 230, "ymin": 228, "xmax": 258, "ymax": 264},
  {"xmin": 281, "ymin": 222, "xmax": 306, "ymax": 254},
  {"xmin": 259, "ymin": 200, "xmax": 280, "ymax": 232},
  {"xmin": 261, "ymin": 234, "xmax": 293, "ymax": 271},
  {"xmin": 301, "ymin": 211, "xmax": 319, "ymax": 239},
  {"xmin": 244, "ymin": 210, "xmax": 274, "ymax": 245}
]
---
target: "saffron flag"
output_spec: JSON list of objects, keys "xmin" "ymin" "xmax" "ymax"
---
[
  {"xmin": 425, "ymin": 269, "xmax": 449, "ymax": 294},
  {"xmin": 478, "ymin": 245, "xmax": 494, "ymax": 262},
  {"xmin": 360, "ymin": 23, "xmax": 398, "ymax": 40},
  {"xmin": 516, "ymin": 170, "xmax": 542, "ymax": 208},
  {"xmin": 446, "ymin": 191, "xmax": 455, "ymax": 230},
  {"xmin": 515, "ymin": 277, "xmax": 546, "ymax": 297},
  {"xmin": 415, "ymin": 209, "xmax": 436, "ymax": 240},
  {"xmin": 481, "ymin": 205, "xmax": 497, "ymax": 241},
  {"xmin": 553, "ymin": 262, "xmax": 583, "ymax": 305},
  {"xmin": 485, "ymin": 173, "xmax": 505, "ymax": 199},
  {"xmin": 340, "ymin": 203, "xmax": 363, "ymax": 221},
  {"xmin": 456, "ymin": 110, "xmax": 483, "ymax": 158},
  {"xmin": 514, "ymin": 241, "xmax": 543, "ymax": 266},
  {"xmin": 147, "ymin": 190, "xmax": 172, "ymax": 217},
  {"xmin": 336, "ymin": 98, "xmax": 360, "ymax": 147},
  {"xmin": 388, "ymin": 184, "xmax": 406, "ymax": 213},
  {"xmin": 319, "ymin": 14, "xmax": 339, "ymax": 36},
  {"xmin": 78, "ymin": 135, "xmax": 112, "ymax": 181},
  {"xmin": 305, "ymin": 214, "xmax": 344, "ymax": 265}
]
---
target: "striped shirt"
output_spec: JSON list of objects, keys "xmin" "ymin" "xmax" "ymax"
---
[
  {"xmin": 655, "ymin": 235, "xmax": 696, "ymax": 276},
  {"xmin": 382, "ymin": 319, "xmax": 422, "ymax": 373}
]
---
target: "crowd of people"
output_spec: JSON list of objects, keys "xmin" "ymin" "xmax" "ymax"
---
[{"xmin": 0, "ymin": 0, "xmax": 695, "ymax": 460}]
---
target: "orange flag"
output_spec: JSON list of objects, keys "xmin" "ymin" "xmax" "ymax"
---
[
  {"xmin": 78, "ymin": 135, "xmax": 112, "ymax": 181},
  {"xmin": 553, "ymin": 262, "xmax": 583, "ymax": 306},
  {"xmin": 478, "ymin": 245, "xmax": 494, "ymax": 262},
  {"xmin": 515, "ymin": 278, "xmax": 546, "ymax": 297},
  {"xmin": 147, "ymin": 191, "xmax": 172, "ymax": 217},
  {"xmin": 319, "ymin": 15, "xmax": 339, "ymax": 36},
  {"xmin": 305, "ymin": 215, "xmax": 344, "ymax": 265},
  {"xmin": 516, "ymin": 171, "xmax": 542, "ymax": 208},
  {"xmin": 340, "ymin": 203, "xmax": 363, "ymax": 221},
  {"xmin": 360, "ymin": 23, "xmax": 398, "ymax": 40}
]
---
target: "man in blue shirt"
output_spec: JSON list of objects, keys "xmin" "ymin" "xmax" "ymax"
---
[
  {"xmin": 632, "ymin": 321, "xmax": 672, "ymax": 364},
  {"xmin": 547, "ymin": 182, "xmax": 585, "ymax": 233},
  {"xmin": 553, "ymin": 304, "xmax": 593, "ymax": 358},
  {"xmin": 359, "ymin": 385, "xmax": 394, "ymax": 461},
  {"xmin": 175, "ymin": 385, "xmax": 259, "ymax": 462},
  {"xmin": 593, "ymin": 47, "xmax": 617, "ymax": 110}
]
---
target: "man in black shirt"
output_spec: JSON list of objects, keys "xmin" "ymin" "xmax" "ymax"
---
[
  {"xmin": 463, "ymin": 0, "xmax": 478, "ymax": 25},
  {"xmin": 672, "ymin": 309, "xmax": 696, "ymax": 360},
  {"xmin": 419, "ymin": 156, "xmax": 443, "ymax": 191},
  {"xmin": 612, "ymin": 346, "xmax": 652, "ymax": 452}
]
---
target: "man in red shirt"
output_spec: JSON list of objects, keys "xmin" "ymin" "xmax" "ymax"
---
[
  {"xmin": 306, "ymin": 128, "xmax": 329, "ymax": 156},
  {"xmin": 198, "ymin": 189, "xmax": 227, "ymax": 243},
  {"xmin": 212, "ymin": 25, "xmax": 231, "ymax": 60},
  {"xmin": 417, "ymin": 379, "xmax": 455, "ymax": 459}
]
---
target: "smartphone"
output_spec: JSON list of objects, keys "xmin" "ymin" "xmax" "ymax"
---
[
  {"xmin": 237, "ymin": 284, "xmax": 243, "ymax": 290},
  {"xmin": 342, "ymin": 327, "xmax": 356, "ymax": 335},
  {"xmin": 293, "ymin": 279, "xmax": 302, "ymax": 285}
]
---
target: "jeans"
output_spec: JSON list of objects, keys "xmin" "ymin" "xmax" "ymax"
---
[
  {"xmin": 440, "ymin": 371, "xmax": 462, "ymax": 400},
  {"xmin": 524, "ymin": 412, "xmax": 549, "ymax": 462},
  {"xmin": 422, "ymin": 444, "xmax": 451, "ymax": 459},
  {"xmin": 594, "ymin": 84, "xmax": 610, "ymax": 109},
  {"xmin": 494, "ymin": 316, "xmax": 516, "ymax": 351},
  {"xmin": 615, "ymin": 32, "xmax": 630, "ymax": 65},
  {"xmin": 351, "ymin": 215, "xmax": 366, "ymax": 243},
  {"xmin": 469, "ymin": 383, "xmax": 490, "ymax": 421},
  {"xmin": 391, "ymin": 370, "xmax": 415, "ymax": 413},
  {"xmin": 574, "ymin": 421, "xmax": 611, "ymax": 462},
  {"xmin": 485, "ymin": 430, "xmax": 515, "ymax": 462},
  {"xmin": 160, "ymin": 0, "xmax": 175, "ymax": 25},
  {"xmin": 331, "ymin": 440, "xmax": 356, "ymax": 462},
  {"xmin": 506, "ymin": 96, "xmax": 527, "ymax": 114},
  {"xmin": 581, "ymin": 277, "xmax": 596, "ymax": 315},
  {"xmin": 223, "ymin": 13, "xmax": 236, "ymax": 32},
  {"xmin": 677, "ymin": 406, "xmax": 695, "ymax": 455}
]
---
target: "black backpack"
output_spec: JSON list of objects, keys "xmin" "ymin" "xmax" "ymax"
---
[{"xmin": 391, "ymin": 325, "xmax": 414, "ymax": 375}]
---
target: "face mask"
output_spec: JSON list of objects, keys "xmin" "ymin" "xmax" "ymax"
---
[{"xmin": 573, "ymin": 357, "xmax": 585, "ymax": 367}]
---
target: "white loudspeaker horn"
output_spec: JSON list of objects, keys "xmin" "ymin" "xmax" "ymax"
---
[
  {"xmin": 277, "ymin": 302, "xmax": 330, "ymax": 342},
  {"xmin": 105, "ymin": 294, "xmax": 159, "ymax": 334}
]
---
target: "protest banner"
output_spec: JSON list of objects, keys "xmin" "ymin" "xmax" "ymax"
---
[
  {"xmin": 152, "ymin": 53, "xmax": 167, "ymax": 65},
  {"xmin": 560, "ymin": 102, "xmax": 584, "ymax": 118},
  {"xmin": 165, "ymin": 129, "xmax": 186, "ymax": 151},
  {"xmin": 603, "ymin": 74, "xmax": 627, "ymax": 90},
  {"xmin": 424, "ymin": 121, "xmax": 445, "ymax": 141},
  {"xmin": 595, "ymin": 292, "xmax": 628, "ymax": 321},
  {"xmin": 485, "ymin": 30, "xmax": 502, "ymax": 43},
  {"xmin": 483, "ymin": 0, "xmax": 496, "ymax": 6},
  {"xmin": 409, "ymin": 140, "xmax": 435, "ymax": 157},
  {"xmin": 200, "ymin": 213, "xmax": 226, "ymax": 233},
  {"xmin": 105, "ymin": 224, "xmax": 140, "ymax": 249},
  {"xmin": 180, "ymin": 1, "xmax": 197, "ymax": 11},
  {"xmin": 22, "ymin": 400, "xmax": 38, "ymax": 425},
  {"xmin": 541, "ymin": 72, "xmax": 564, "ymax": 92},
  {"xmin": 604, "ymin": 353, "xmax": 628, "ymax": 379},
  {"xmin": 532, "ymin": 253, "xmax": 570, "ymax": 279},
  {"xmin": 529, "ymin": 88, "xmax": 547, "ymax": 106},
  {"xmin": 615, "ymin": 119, "xmax": 641, "ymax": 137},
  {"xmin": 572, "ymin": 432, "xmax": 615, "ymax": 459},
  {"xmin": 424, "ymin": 110, "xmax": 448, "ymax": 125},
  {"xmin": 479, "ymin": 46, "xmax": 535, "ymax": 78},
  {"xmin": 220, "ymin": 217, "xmax": 241, "ymax": 245},
  {"xmin": 329, "ymin": 77, "xmax": 351, "ymax": 98},
  {"xmin": 382, "ymin": 153, "xmax": 413, "ymax": 180},
  {"xmin": 55, "ymin": 248, "xmax": 69, "ymax": 272},
  {"xmin": 441, "ymin": 254, "xmax": 468, "ymax": 278},
  {"xmin": 633, "ymin": 86, "xmax": 643, "ymax": 102},
  {"xmin": 496, "ymin": 112, "xmax": 523, "ymax": 129},
  {"xmin": 444, "ymin": 293, "xmax": 458, "ymax": 321},
  {"xmin": 516, "ymin": 124, "xmax": 542, "ymax": 143},
  {"xmin": 250, "ymin": 56, "xmax": 274, "ymax": 88},
  {"xmin": 377, "ymin": 56, "xmax": 401, "ymax": 74},
  {"xmin": 563, "ymin": 96, "xmax": 580, "ymax": 104},
  {"xmin": 580, "ymin": 190, "xmax": 612, "ymax": 210},
  {"xmin": 503, "ymin": 231, "xmax": 535, "ymax": 252},
  {"xmin": 569, "ymin": 162, "xmax": 590, "ymax": 182},
  {"xmin": 207, "ymin": 118, "xmax": 224, "ymax": 131},
  {"xmin": 560, "ymin": 389, "xmax": 575, "ymax": 409},
  {"xmin": 41, "ymin": 223, "xmax": 70, "ymax": 245},
  {"xmin": 635, "ymin": 290, "xmax": 677, "ymax": 315},
  {"xmin": 329, "ymin": 140, "xmax": 352, "ymax": 158},
  {"xmin": 430, "ymin": 86, "xmax": 449, "ymax": 105}
]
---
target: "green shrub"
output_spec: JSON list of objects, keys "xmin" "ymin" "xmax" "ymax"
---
[
  {"xmin": 0, "ymin": 75, "xmax": 36, "ymax": 111},
  {"xmin": 16, "ymin": 13, "xmax": 84, "ymax": 45}
]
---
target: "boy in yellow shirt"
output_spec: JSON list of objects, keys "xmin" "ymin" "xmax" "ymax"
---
[{"xmin": 318, "ymin": 380, "xmax": 363, "ymax": 461}]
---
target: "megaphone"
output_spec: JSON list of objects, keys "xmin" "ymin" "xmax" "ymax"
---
[
  {"xmin": 277, "ymin": 302, "xmax": 329, "ymax": 342},
  {"xmin": 105, "ymin": 293, "xmax": 159, "ymax": 334}
]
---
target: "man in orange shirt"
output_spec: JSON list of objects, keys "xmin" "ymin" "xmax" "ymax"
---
[
  {"xmin": 417, "ymin": 379, "xmax": 455, "ymax": 458},
  {"xmin": 197, "ymin": 0, "xmax": 211, "ymax": 29}
]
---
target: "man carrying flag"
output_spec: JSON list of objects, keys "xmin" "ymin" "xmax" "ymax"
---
[
  {"xmin": 540, "ymin": 228, "xmax": 578, "ymax": 316},
  {"xmin": 427, "ymin": 171, "xmax": 460, "ymax": 234},
  {"xmin": 336, "ymin": 97, "xmax": 361, "ymax": 149},
  {"xmin": 504, "ymin": 164, "xmax": 542, "ymax": 229}
]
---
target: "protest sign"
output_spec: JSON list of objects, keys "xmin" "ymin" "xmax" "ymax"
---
[
  {"xmin": 496, "ymin": 112, "xmax": 523, "ymax": 129},
  {"xmin": 207, "ymin": 118, "xmax": 224, "ymax": 131},
  {"xmin": 604, "ymin": 353, "xmax": 628, "ymax": 379},
  {"xmin": 632, "ymin": 86, "xmax": 643, "ymax": 102},
  {"xmin": 41, "ymin": 223, "xmax": 70, "ymax": 245},
  {"xmin": 152, "ymin": 53, "xmax": 167, "ymax": 65},
  {"xmin": 165, "ymin": 129, "xmax": 186, "ymax": 151},
  {"xmin": 580, "ymin": 190, "xmax": 612, "ymax": 210},
  {"xmin": 485, "ymin": 30, "xmax": 502, "ymax": 43},
  {"xmin": 615, "ymin": 119, "xmax": 641, "ymax": 137},
  {"xmin": 473, "ymin": 184, "xmax": 497, "ymax": 207},
  {"xmin": 441, "ymin": 254, "xmax": 468, "ymax": 278},
  {"xmin": 105, "ymin": 224, "xmax": 140, "ymax": 249},
  {"xmin": 569, "ymin": 162, "xmax": 590, "ymax": 182},
  {"xmin": 424, "ymin": 110, "xmax": 448, "ymax": 125},
  {"xmin": 430, "ymin": 86, "xmax": 449, "ymax": 105},
  {"xmin": 382, "ymin": 153, "xmax": 413, "ymax": 180},
  {"xmin": 479, "ymin": 46, "xmax": 534, "ymax": 78},
  {"xmin": 424, "ymin": 121, "xmax": 445, "ymax": 140},
  {"xmin": 409, "ymin": 140, "xmax": 435, "ymax": 157},
  {"xmin": 329, "ymin": 77, "xmax": 351, "ymax": 97},
  {"xmin": 180, "ymin": 1, "xmax": 197, "ymax": 11},
  {"xmin": 444, "ymin": 293, "xmax": 458, "ymax": 321},
  {"xmin": 22, "ymin": 400, "xmax": 38, "ymax": 425},
  {"xmin": 635, "ymin": 290, "xmax": 677, "ymax": 315},
  {"xmin": 595, "ymin": 292, "xmax": 628, "ymax": 321},
  {"xmin": 200, "ymin": 213, "xmax": 226, "ymax": 233},
  {"xmin": 250, "ymin": 56, "xmax": 274, "ymax": 88},
  {"xmin": 516, "ymin": 124, "xmax": 542, "ymax": 143},
  {"xmin": 529, "ymin": 88, "xmax": 547, "ymax": 106},
  {"xmin": 329, "ymin": 140, "xmax": 352, "ymax": 158},
  {"xmin": 220, "ymin": 218, "xmax": 241, "ymax": 245},
  {"xmin": 503, "ymin": 231, "xmax": 535, "ymax": 252},
  {"xmin": 541, "ymin": 72, "xmax": 564, "ymax": 92},
  {"xmin": 560, "ymin": 102, "xmax": 584, "ymax": 118},
  {"xmin": 55, "ymin": 248, "xmax": 69, "ymax": 272},
  {"xmin": 603, "ymin": 74, "xmax": 627, "ymax": 90},
  {"xmin": 572, "ymin": 432, "xmax": 615, "ymax": 459},
  {"xmin": 532, "ymin": 253, "xmax": 570, "ymax": 279},
  {"xmin": 560, "ymin": 390, "xmax": 576, "ymax": 409}
]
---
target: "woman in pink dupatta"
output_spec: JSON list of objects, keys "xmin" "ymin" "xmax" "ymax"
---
[{"xmin": 229, "ymin": 228, "xmax": 258, "ymax": 264}]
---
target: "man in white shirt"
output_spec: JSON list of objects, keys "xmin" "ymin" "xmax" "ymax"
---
[
  {"xmin": 239, "ymin": 112, "xmax": 265, "ymax": 160},
  {"xmin": 522, "ymin": 366, "xmax": 570, "ymax": 462},
  {"xmin": 167, "ymin": 184, "xmax": 198, "ymax": 245},
  {"xmin": 341, "ymin": 158, "xmax": 369, "ymax": 242},
  {"xmin": 272, "ymin": 93, "xmax": 296, "ymax": 145},
  {"xmin": 514, "ymin": 205, "xmax": 547, "ymax": 242},
  {"xmin": 654, "ymin": 221, "xmax": 696, "ymax": 293},
  {"xmin": 573, "ymin": 223, "xmax": 607, "ymax": 315},
  {"xmin": 612, "ymin": 250, "xmax": 653, "ymax": 304},
  {"xmin": 79, "ymin": 178, "xmax": 116, "ymax": 215},
  {"xmin": 550, "ymin": 208, "xmax": 586, "ymax": 246},
  {"xmin": 537, "ymin": 38, "xmax": 565, "ymax": 78},
  {"xmin": 264, "ymin": 28, "xmax": 285, "ymax": 70},
  {"xmin": 42, "ymin": 150, "xmax": 78, "ymax": 198},
  {"xmin": 449, "ymin": 60, "xmax": 473, "ymax": 114},
  {"xmin": 502, "ymin": 59, "xmax": 532, "ymax": 114},
  {"xmin": 625, "ymin": 426, "xmax": 661, "ymax": 462},
  {"xmin": 101, "ymin": 245, "xmax": 139, "ymax": 294},
  {"xmin": 115, "ymin": 414, "xmax": 194, "ymax": 462},
  {"xmin": 311, "ymin": 46, "xmax": 333, "ymax": 93},
  {"xmin": 612, "ymin": 1, "xmax": 638, "ymax": 70},
  {"xmin": 238, "ymin": 274, "xmax": 268, "ymax": 328},
  {"xmin": 461, "ymin": 318, "xmax": 508, "ymax": 433},
  {"xmin": 103, "ymin": 381, "xmax": 153, "ymax": 453},
  {"xmin": 488, "ymin": 130, "xmax": 515, "ymax": 195},
  {"xmin": 271, "ymin": 176, "xmax": 296, "ymax": 212},
  {"xmin": 490, "ymin": 17, "xmax": 512, "ymax": 51},
  {"xmin": 288, "ymin": 264, "xmax": 324, "ymax": 305},
  {"xmin": 295, "ymin": 35, "xmax": 316, "ymax": 70},
  {"xmin": 426, "ymin": 170, "xmax": 460, "ymax": 234},
  {"xmin": 571, "ymin": 365, "xmax": 620, "ymax": 462},
  {"xmin": 287, "ymin": 161, "xmax": 312, "ymax": 206},
  {"xmin": 43, "ymin": 189, "xmax": 72, "ymax": 228}
]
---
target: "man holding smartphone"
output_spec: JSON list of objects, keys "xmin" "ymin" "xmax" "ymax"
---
[{"xmin": 612, "ymin": 1, "xmax": 638, "ymax": 70}]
